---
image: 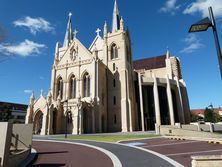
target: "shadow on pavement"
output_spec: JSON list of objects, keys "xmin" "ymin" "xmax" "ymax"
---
[
  {"xmin": 37, "ymin": 151, "xmax": 68, "ymax": 155},
  {"xmin": 31, "ymin": 163, "xmax": 65, "ymax": 167}
]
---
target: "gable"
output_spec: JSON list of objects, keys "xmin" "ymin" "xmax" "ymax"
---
[
  {"xmin": 58, "ymin": 38, "xmax": 93, "ymax": 65},
  {"xmin": 33, "ymin": 96, "xmax": 47, "ymax": 113},
  {"xmin": 89, "ymin": 35, "xmax": 104, "ymax": 52}
]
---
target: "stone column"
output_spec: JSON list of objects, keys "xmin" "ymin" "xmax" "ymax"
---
[
  {"xmin": 138, "ymin": 73, "xmax": 145, "ymax": 131},
  {"xmin": 78, "ymin": 108, "xmax": 83, "ymax": 134},
  {"xmin": 175, "ymin": 77, "xmax": 185, "ymax": 124},
  {"xmin": 72, "ymin": 108, "xmax": 78, "ymax": 134},
  {"xmin": 40, "ymin": 111, "xmax": 48, "ymax": 135},
  {"xmin": 48, "ymin": 108, "xmax": 53, "ymax": 135},
  {"xmin": 166, "ymin": 75, "xmax": 175, "ymax": 125},
  {"xmin": 153, "ymin": 74, "xmax": 161, "ymax": 125}
]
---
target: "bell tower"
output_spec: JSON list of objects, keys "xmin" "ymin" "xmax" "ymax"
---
[{"xmin": 104, "ymin": 0, "xmax": 136, "ymax": 132}]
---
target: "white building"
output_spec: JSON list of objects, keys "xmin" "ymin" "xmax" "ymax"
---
[{"xmin": 25, "ymin": 0, "xmax": 190, "ymax": 135}]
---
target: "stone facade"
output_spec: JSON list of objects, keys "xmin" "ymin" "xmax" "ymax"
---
[{"xmin": 25, "ymin": 0, "xmax": 190, "ymax": 135}]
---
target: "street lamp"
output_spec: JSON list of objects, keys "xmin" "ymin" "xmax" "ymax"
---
[{"xmin": 189, "ymin": 7, "xmax": 222, "ymax": 79}]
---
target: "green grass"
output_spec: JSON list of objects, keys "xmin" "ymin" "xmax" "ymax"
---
[{"xmin": 60, "ymin": 134, "xmax": 160, "ymax": 142}]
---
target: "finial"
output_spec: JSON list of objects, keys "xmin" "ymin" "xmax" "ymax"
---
[
  {"xmin": 30, "ymin": 91, "xmax": 35, "ymax": 99},
  {"xmin": 104, "ymin": 21, "xmax": 108, "ymax": 37},
  {"xmin": 120, "ymin": 16, "xmax": 124, "ymax": 30},
  {"xmin": 47, "ymin": 89, "xmax": 52, "ymax": 97},
  {"xmin": 69, "ymin": 12, "xmax": 72, "ymax": 17},
  {"xmin": 73, "ymin": 29, "xmax": 78, "ymax": 38},
  {"xmin": 96, "ymin": 28, "xmax": 101, "ymax": 36},
  {"xmin": 29, "ymin": 91, "xmax": 35, "ymax": 104},
  {"xmin": 166, "ymin": 47, "xmax": 170, "ymax": 59},
  {"xmin": 40, "ymin": 89, "xmax": 44, "ymax": 97}
]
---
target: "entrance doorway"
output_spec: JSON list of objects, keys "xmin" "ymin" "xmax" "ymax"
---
[
  {"xmin": 83, "ymin": 108, "xmax": 92, "ymax": 133},
  {"xmin": 33, "ymin": 110, "xmax": 43, "ymax": 134}
]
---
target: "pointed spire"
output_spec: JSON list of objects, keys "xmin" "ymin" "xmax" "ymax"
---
[
  {"xmin": 166, "ymin": 47, "xmax": 170, "ymax": 59},
  {"xmin": 120, "ymin": 16, "xmax": 124, "ymax": 30},
  {"xmin": 47, "ymin": 89, "xmax": 52, "ymax": 105},
  {"xmin": 63, "ymin": 12, "xmax": 73, "ymax": 47},
  {"xmin": 30, "ymin": 91, "xmax": 35, "ymax": 104},
  {"xmin": 112, "ymin": 0, "xmax": 121, "ymax": 32},
  {"xmin": 40, "ymin": 89, "xmax": 44, "ymax": 97},
  {"xmin": 55, "ymin": 42, "xmax": 60, "ymax": 60},
  {"xmin": 104, "ymin": 21, "xmax": 108, "ymax": 37}
]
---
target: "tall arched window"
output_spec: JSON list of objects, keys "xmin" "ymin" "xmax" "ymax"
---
[
  {"xmin": 83, "ymin": 72, "xmax": 90, "ymax": 97},
  {"xmin": 57, "ymin": 77, "xmax": 63, "ymax": 99},
  {"xmin": 111, "ymin": 44, "xmax": 118, "ymax": 60},
  {"xmin": 69, "ymin": 75, "xmax": 76, "ymax": 99}
]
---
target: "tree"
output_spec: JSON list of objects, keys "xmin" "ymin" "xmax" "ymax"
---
[
  {"xmin": 204, "ymin": 107, "xmax": 214, "ymax": 122},
  {"xmin": 191, "ymin": 113, "xmax": 199, "ymax": 122},
  {"xmin": 0, "ymin": 103, "xmax": 11, "ymax": 122}
]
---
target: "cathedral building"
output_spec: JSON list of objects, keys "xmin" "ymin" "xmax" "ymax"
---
[{"xmin": 25, "ymin": 0, "xmax": 190, "ymax": 135}]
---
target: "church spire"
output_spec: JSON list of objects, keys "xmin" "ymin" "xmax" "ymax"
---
[
  {"xmin": 112, "ymin": 0, "xmax": 121, "ymax": 32},
  {"xmin": 63, "ymin": 12, "xmax": 72, "ymax": 47}
]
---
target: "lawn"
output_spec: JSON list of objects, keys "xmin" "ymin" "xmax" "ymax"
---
[{"xmin": 60, "ymin": 134, "xmax": 160, "ymax": 142}]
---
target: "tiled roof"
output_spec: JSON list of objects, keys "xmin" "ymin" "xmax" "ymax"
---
[
  {"xmin": 191, "ymin": 108, "xmax": 222, "ymax": 115},
  {"xmin": 133, "ymin": 55, "xmax": 166, "ymax": 70}
]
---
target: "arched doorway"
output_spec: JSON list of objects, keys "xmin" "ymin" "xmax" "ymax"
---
[
  {"xmin": 83, "ymin": 108, "xmax": 92, "ymax": 134},
  {"xmin": 52, "ymin": 110, "xmax": 57, "ymax": 134},
  {"xmin": 65, "ymin": 110, "xmax": 73, "ymax": 134},
  {"xmin": 33, "ymin": 110, "xmax": 43, "ymax": 134}
]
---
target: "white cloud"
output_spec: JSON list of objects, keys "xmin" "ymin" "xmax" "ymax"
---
[
  {"xmin": 13, "ymin": 16, "xmax": 54, "ymax": 35},
  {"xmin": 159, "ymin": 0, "xmax": 181, "ymax": 15},
  {"xmin": 24, "ymin": 89, "xmax": 32, "ymax": 94},
  {"xmin": 180, "ymin": 34, "xmax": 204, "ymax": 53},
  {"xmin": 0, "ymin": 39, "xmax": 46, "ymax": 57},
  {"xmin": 39, "ymin": 76, "xmax": 44, "ymax": 80},
  {"xmin": 183, "ymin": 0, "xmax": 222, "ymax": 18}
]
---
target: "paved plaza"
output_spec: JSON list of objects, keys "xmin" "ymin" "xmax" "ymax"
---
[{"xmin": 30, "ymin": 136, "xmax": 222, "ymax": 167}]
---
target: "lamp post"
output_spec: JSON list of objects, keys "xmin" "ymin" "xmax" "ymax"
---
[{"xmin": 189, "ymin": 6, "xmax": 222, "ymax": 79}]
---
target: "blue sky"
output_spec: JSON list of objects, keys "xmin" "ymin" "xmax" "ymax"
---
[{"xmin": 0, "ymin": 0, "xmax": 222, "ymax": 109}]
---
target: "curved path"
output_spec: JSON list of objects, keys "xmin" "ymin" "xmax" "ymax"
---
[
  {"xmin": 33, "ymin": 141, "xmax": 113, "ymax": 167},
  {"xmin": 33, "ymin": 137, "xmax": 182, "ymax": 167}
]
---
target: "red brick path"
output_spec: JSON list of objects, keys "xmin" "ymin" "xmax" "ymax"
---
[{"xmin": 32, "ymin": 141, "xmax": 113, "ymax": 167}]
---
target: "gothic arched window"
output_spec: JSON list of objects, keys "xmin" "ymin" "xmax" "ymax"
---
[
  {"xmin": 83, "ymin": 72, "xmax": 90, "ymax": 97},
  {"xmin": 111, "ymin": 44, "xmax": 118, "ymax": 60},
  {"xmin": 69, "ymin": 75, "xmax": 76, "ymax": 99},
  {"xmin": 57, "ymin": 77, "xmax": 63, "ymax": 99}
]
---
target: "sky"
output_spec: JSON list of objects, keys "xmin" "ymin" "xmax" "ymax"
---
[{"xmin": 0, "ymin": 0, "xmax": 222, "ymax": 109}]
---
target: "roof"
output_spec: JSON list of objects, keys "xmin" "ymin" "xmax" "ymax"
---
[
  {"xmin": 191, "ymin": 108, "xmax": 222, "ymax": 115},
  {"xmin": 133, "ymin": 55, "xmax": 166, "ymax": 71}
]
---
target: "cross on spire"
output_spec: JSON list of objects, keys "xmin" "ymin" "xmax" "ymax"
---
[
  {"xmin": 96, "ymin": 28, "xmax": 101, "ymax": 36},
  {"xmin": 74, "ymin": 29, "xmax": 78, "ymax": 38}
]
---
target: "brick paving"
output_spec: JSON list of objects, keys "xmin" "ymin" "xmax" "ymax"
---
[
  {"xmin": 121, "ymin": 138, "xmax": 222, "ymax": 167},
  {"xmin": 32, "ymin": 141, "xmax": 113, "ymax": 167}
]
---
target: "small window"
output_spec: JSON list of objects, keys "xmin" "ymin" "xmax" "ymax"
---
[
  {"xmin": 111, "ymin": 44, "xmax": 118, "ymax": 60},
  {"xmin": 83, "ymin": 72, "xmax": 90, "ymax": 97},
  {"xmin": 57, "ymin": 77, "xmax": 63, "ymax": 99},
  {"xmin": 113, "ymin": 79, "xmax": 116, "ymax": 87},
  {"xmin": 113, "ymin": 63, "xmax": 116, "ymax": 71},
  {"xmin": 69, "ymin": 75, "xmax": 76, "ymax": 99},
  {"xmin": 113, "ymin": 96, "xmax": 116, "ymax": 105},
  {"xmin": 114, "ymin": 114, "xmax": 117, "ymax": 124}
]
